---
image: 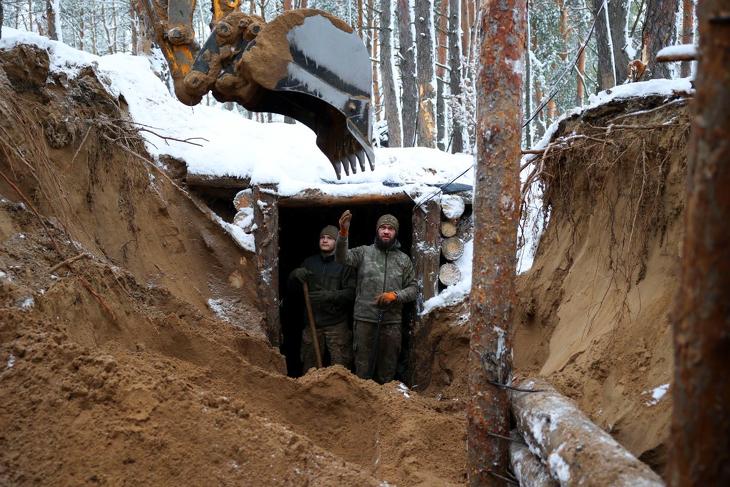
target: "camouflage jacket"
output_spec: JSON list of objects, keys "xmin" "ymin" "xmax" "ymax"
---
[
  {"xmin": 289, "ymin": 253, "xmax": 355, "ymax": 327},
  {"xmin": 336, "ymin": 236, "xmax": 417, "ymax": 324}
]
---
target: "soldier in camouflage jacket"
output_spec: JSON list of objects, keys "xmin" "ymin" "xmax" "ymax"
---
[{"xmin": 336, "ymin": 210, "xmax": 417, "ymax": 383}]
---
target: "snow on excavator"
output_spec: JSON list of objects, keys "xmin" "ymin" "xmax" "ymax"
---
[{"xmin": 141, "ymin": 0, "xmax": 374, "ymax": 179}]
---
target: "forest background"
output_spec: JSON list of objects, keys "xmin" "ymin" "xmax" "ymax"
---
[{"xmin": 0, "ymin": 0, "xmax": 696, "ymax": 153}]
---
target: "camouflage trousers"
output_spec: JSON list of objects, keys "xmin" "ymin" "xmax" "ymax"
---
[
  {"xmin": 353, "ymin": 320, "xmax": 401, "ymax": 384},
  {"xmin": 301, "ymin": 321, "xmax": 353, "ymax": 373}
]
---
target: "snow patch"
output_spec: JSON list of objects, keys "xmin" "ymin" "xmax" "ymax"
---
[
  {"xmin": 548, "ymin": 450, "xmax": 571, "ymax": 483},
  {"xmin": 657, "ymin": 44, "xmax": 697, "ymax": 59},
  {"xmin": 396, "ymin": 382, "xmax": 411, "ymax": 399},
  {"xmin": 6, "ymin": 354, "xmax": 16, "ymax": 369},
  {"xmin": 19, "ymin": 296, "xmax": 35, "ymax": 310},
  {"xmin": 440, "ymin": 195, "xmax": 465, "ymax": 219},
  {"xmin": 645, "ymin": 383, "xmax": 669, "ymax": 406}
]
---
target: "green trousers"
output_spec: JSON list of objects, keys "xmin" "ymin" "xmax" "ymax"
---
[
  {"xmin": 301, "ymin": 321, "xmax": 353, "ymax": 373},
  {"xmin": 353, "ymin": 320, "xmax": 401, "ymax": 384}
]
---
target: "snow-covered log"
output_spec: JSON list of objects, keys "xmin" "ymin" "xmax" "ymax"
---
[
  {"xmin": 510, "ymin": 430, "xmax": 558, "ymax": 487},
  {"xmin": 511, "ymin": 378, "xmax": 664, "ymax": 486}
]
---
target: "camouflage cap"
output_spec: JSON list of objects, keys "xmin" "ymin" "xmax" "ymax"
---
[
  {"xmin": 320, "ymin": 225, "xmax": 339, "ymax": 240},
  {"xmin": 375, "ymin": 214, "xmax": 399, "ymax": 232}
]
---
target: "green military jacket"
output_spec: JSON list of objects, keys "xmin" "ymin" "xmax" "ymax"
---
[{"xmin": 336, "ymin": 236, "xmax": 417, "ymax": 324}]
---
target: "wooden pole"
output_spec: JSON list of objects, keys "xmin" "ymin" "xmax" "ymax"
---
[
  {"xmin": 302, "ymin": 282, "xmax": 323, "ymax": 368},
  {"xmin": 467, "ymin": 0, "xmax": 525, "ymax": 483},
  {"xmin": 669, "ymin": 0, "xmax": 730, "ymax": 484}
]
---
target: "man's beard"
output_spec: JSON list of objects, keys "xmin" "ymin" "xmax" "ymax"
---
[{"xmin": 375, "ymin": 235, "xmax": 396, "ymax": 250}]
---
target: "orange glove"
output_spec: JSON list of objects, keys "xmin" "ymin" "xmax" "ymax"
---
[{"xmin": 376, "ymin": 291, "xmax": 398, "ymax": 307}]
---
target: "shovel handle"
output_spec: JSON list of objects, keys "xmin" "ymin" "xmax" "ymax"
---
[{"xmin": 302, "ymin": 282, "xmax": 323, "ymax": 368}]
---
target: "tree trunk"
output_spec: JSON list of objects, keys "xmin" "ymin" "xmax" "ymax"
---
[
  {"xmin": 379, "ymin": 0, "xmax": 402, "ymax": 146},
  {"xmin": 643, "ymin": 0, "xmax": 678, "ymax": 79},
  {"xmin": 415, "ymin": 0, "xmax": 436, "ymax": 147},
  {"xmin": 512, "ymin": 378, "xmax": 664, "ymax": 486},
  {"xmin": 129, "ymin": 0, "xmax": 138, "ymax": 55},
  {"xmin": 46, "ymin": 0, "xmax": 58, "ymax": 40},
  {"xmin": 609, "ymin": 0, "xmax": 630, "ymax": 84},
  {"xmin": 371, "ymin": 8, "xmax": 381, "ymax": 123},
  {"xmin": 1, "ymin": 0, "xmax": 4, "ymax": 40},
  {"xmin": 468, "ymin": 0, "xmax": 524, "ymax": 482},
  {"xmin": 447, "ymin": 0, "xmax": 464, "ymax": 153},
  {"xmin": 396, "ymin": 0, "xmax": 417, "ymax": 147},
  {"xmin": 669, "ymin": 0, "xmax": 730, "ymax": 483},
  {"xmin": 525, "ymin": 0, "xmax": 532, "ymax": 146},
  {"xmin": 592, "ymin": 0, "xmax": 617, "ymax": 89},
  {"xmin": 436, "ymin": 0, "xmax": 448, "ymax": 150},
  {"xmin": 680, "ymin": 0, "xmax": 693, "ymax": 77},
  {"xmin": 461, "ymin": 0, "xmax": 473, "ymax": 59}
]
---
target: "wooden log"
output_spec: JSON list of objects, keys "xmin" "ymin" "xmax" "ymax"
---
[
  {"xmin": 440, "ymin": 220, "xmax": 458, "ymax": 237},
  {"xmin": 186, "ymin": 173, "xmax": 250, "ymax": 190},
  {"xmin": 656, "ymin": 43, "xmax": 698, "ymax": 63},
  {"xmin": 252, "ymin": 188, "xmax": 281, "ymax": 347},
  {"xmin": 511, "ymin": 378, "xmax": 664, "ymax": 486},
  {"xmin": 412, "ymin": 200, "xmax": 441, "ymax": 306},
  {"xmin": 442, "ymin": 236, "xmax": 465, "ymax": 261},
  {"xmin": 438, "ymin": 262, "xmax": 461, "ymax": 286},
  {"xmin": 278, "ymin": 190, "xmax": 411, "ymax": 207},
  {"xmin": 233, "ymin": 189, "xmax": 253, "ymax": 211},
  {"xmin": 510, "ymin": 431, "xmax": 558, "ymax": 487},
  {"xmin": 441, "ymin": 194, "xmax": 465, "ymax": 219}
]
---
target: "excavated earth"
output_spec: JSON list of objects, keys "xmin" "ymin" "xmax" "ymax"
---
[
  {"xmin": 0, "ymin": 41, "xmax": 689, "ymax": 485},
  {"xmin": 0, "ymin": 45, "xmax": 466, "ymax": 485},
  {"xmin": 420, "ymin": 92, "xmax": 691, "ymax": 479}
]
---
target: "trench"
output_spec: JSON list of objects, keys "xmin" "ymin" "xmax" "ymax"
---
[{"xmin": 278, "ymin": 201, "xmax": 414, "ymax": 378}]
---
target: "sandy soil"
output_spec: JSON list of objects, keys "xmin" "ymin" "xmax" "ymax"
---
[
  {"xmin": 0, "ymin": 45, "xmax": 467, "ymax": 486},
  {"xmin": 419, "ymin": 95, "xmax": 689, "ymax": 478}
]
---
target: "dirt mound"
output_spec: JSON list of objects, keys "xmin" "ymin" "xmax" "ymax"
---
[{"xmin": 0, "ymin": 44, "xmax": 466, "ymax": 485}]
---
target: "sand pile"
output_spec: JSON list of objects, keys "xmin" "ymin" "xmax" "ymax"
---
[{"xmin": 0, "ymin": 44, "xmax": 466, "ymax": 485}]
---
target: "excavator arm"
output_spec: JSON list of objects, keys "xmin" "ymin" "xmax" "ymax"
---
[{"xmin": 141, "ymin": 0, "xmax": 374, "ymax": 178}]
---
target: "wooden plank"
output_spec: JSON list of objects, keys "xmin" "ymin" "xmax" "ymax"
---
[
  {"xmin": 278, "ymin": 190, "xmax": 412, "ymax": 207},
  {"xmin": 407, "ymin": 199, "xmax": 441, "ymax": 388},
  {"xmin": 252, "ymin": 187, "xmax": 281, "ymax": 347},
  {"xmin": 412, "ymin": 199, "xmax": 441, "ymax": 307}
]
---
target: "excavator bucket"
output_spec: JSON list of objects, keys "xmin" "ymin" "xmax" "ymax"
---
[{"xmin": 141, "ymin": 2, "xmax": 374, "ymax": 178}]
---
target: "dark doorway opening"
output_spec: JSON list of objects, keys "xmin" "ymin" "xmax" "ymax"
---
[{"xmin": 278, "ymin": 200, "xmax": 414, "ymax": 378}]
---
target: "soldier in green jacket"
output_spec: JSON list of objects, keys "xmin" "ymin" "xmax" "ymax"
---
[
  {"xmin": 290, "ymin": 225, "xmax": 356, "ymax": 373},
  {"xmin": 336, "ymin": 210, "xmax": 417, "ymax": 383}
]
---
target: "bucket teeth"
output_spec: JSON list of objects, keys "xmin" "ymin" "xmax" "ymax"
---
[
  {"xmin": 341, "ymin": 158, "xmax": 350, "ymax": 176},
  {"xmin": 356, "ymin": 151, "xmax": 367, "ymax": 172},
  {"xmin": 333, "ymin": 160, "xmax": 342, "ymax": 180},
  {"xmin": 365, "ymin": 150, "xmax": 375, "ymax": 171},
  {"xmin": 347, "ymin": 154, "xmax": 358, "ymax": 174}
]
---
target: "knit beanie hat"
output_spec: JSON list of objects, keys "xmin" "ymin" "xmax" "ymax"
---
[
  {"xmin": 320, "ymin": 225, "xmax": 339, "ymax": 239},
  {"xmin": 375, "ymin": 214, "xmax": 399, "ymax": 233}
]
